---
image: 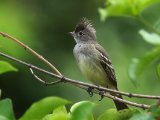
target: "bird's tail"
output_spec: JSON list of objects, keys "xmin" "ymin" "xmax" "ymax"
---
[
  {"xmin": 111, "ymin": 88, "xmax": 128, "ymax": 111},
  {"xmin": 113, "ymin": 94, "xmax": 128, "ymax": 111}
]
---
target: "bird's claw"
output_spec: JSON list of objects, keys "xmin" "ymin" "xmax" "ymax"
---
[
  {"xmin": 87, "ymin": 87, "xmax": 94, "ymax": 97},
  {"xmin": 99, "ymin": 91, "xmax": 105, "ymax": 101}
]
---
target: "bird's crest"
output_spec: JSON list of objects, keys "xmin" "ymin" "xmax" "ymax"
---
[{"xmin": 75, "ymin": 18, "xmax": 96, "ymax": 33}]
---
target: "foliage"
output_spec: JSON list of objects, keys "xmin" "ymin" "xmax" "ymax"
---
[
  {"xmin": 0, "ymin": 97, "xmax": 95, "ymax": 120},
  {"xmin": 99, "ymin": 2, "xmax": 160, "ymax": 118},
  {"xmin": 130, "ymin": 104, "xmax": 160, "ymax": 120},
  {"xmin": 97, "ymin": 108, "xmax": 139, "ymax": 120},
  {"xmin": 98, "ymin": 0, "xmax": 160, "ymax": 21},
  {"xmin": 0, "ymin": 61, "xmax": 17, "ymax": 75},
  {"xmin": 1, "ymin": 97, "xmax": 160, "ymax": 120},
  {"xmin": 0, "ymin": 99, "xmax": 16, "ymax": 120},
  {"xmin": 99, "ymin": 0, "xmax": 160, "ymax": 84},
  {"xmin": 139, "ymin": 30, "xmax": 160, "ymax": 45},
  {"xmin": 128, "ymin": 47, "xmax": 160, "ymax": 85},
  {"xmin": 100, "ymin": 0, "xmax": 160, "ymax": 119},
  {"xmin": 20, "ymin": 97, "xmax": 70, "ymax": 120},
  {"xmin": 70, "ymin": 101, "xmax": 95, "ymax": 120}
]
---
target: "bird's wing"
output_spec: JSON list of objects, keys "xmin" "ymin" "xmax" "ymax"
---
[{"xmin": 95, "ymin": 44, "xmax": 117, "ymax": 88}]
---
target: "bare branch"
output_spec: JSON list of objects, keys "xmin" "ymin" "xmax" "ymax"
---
[
  {"xmin": 105, "ymin": 94, "xmax": 149, "ymax": 109},
  {"xmin": 0, "ymin": 51, "xmax": 153, "ymax": 109},
  {"xmin": 29, "ymin": 68, "xmax": 62, "ymax": 85},
  {"xmin": 29, "ymin": 66, "xmax": 150, "ymax": 109},
  {"xmin": 0, "ymin": 32, "xmax": 62, "ymax": 76},
  {"xmin": 0, "ymin": 52, "xmax": 160, "ymax": 104},
  {"xmin": 70, "ymin": 82, "xmax": 150, "ymax": 109}
]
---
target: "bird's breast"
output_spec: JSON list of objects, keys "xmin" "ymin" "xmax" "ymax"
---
[{"xmin": 76, "ymin": 52, "xmax": 107, "ymax": 86}]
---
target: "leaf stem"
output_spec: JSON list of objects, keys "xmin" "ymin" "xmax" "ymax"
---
[{"xmin": 137, "ymin": 14, "xmax": 160, "ymax": 35}]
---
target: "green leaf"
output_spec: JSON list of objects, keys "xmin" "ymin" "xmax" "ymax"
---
[
  {"xmin": 128, "ymin": 47, "xmax": 160, "ymax": 85},
  {"xmin": 97, "ymin": 109, "xmax": 118, "ymax": 120},
  {"xmin": 0, "ymin": 61, "xmax": 18, "ymax": 74},
  {"xmin": 118, "ymin": 109, "xmax": 140, "ymax": 120},
  {"xmin": 98, "ymin": 8, "xmax": 107, "ymax": 22},
  {"xmin": 0, "ymin": 99, "xmax": 16, "ymax": 120},
  {"xmin": 19, "ymin": 97, "xmax": 70, "ymax": 120},
  {"xmin": 0, "ymin": 115, "xmax": 10, "ymax": 120},
  {"xmin": 98, "ymin": 108, "xmax": 139, "ymax": 120},
  {"xmin": 139, "ymin": 29, "xmax": 160, "ymax": 45},
  {"xmin": 130, "ymin": 113, "xmax": 155, "ymax": 120},
  {"xmin": 42, "ymin": 113, "xmax": 70, "ymax": 120},
  {"xmin": 42, "ymin": 106, "xmax": 70, "ymax": 120},
  {"xmin": 99, "ymin": 0, "xmax": 160, "ymax": 20},
  {"xmin": 140, "ymin": 3, "xmax": 160, "ymax": 33},
  {"xmin": 52, "ymin": 106, "xmax": 68, "ymax": 114},
  {"xmin": 70, "ymin": 101, "xmax": 95, "ymax": 120}
]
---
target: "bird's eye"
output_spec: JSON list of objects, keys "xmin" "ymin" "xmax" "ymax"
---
[{"xmin": 78, "ymin": 31, "xmax": 84, "ymax": 36}]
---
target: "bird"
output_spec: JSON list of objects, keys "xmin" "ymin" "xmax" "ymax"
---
[{"xmin": 69, "ymin": 18, "xmax": 128, "ymax": 111}]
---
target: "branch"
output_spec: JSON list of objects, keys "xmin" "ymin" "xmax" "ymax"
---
[
  {"xmin": 0, "ymin": 51, "xmax": 160, "ymax": 100},
  {"xmin": 29, "ymin": 68, "xmax": 62, "ymax": 85},
  {"xmin": 0, "ymin": 51, "xmax": 159, "ymax": 109},
  {"xmin": 69, "ymin": 83, "xmax": 150, "ymax": 109},
  {"xmin": 1, "ymin": 32, "xmax": 156, "ymax": 99},
  {"xmin": 0, "ymin": 32, "xmax": 62, "ymax": 76},
  {"xmin": 0, "ymin": 32, "xmax": 159, "ymax": 110},
  {"xmin": 29, "ymin": 65, "xmax": 150, "ymax": 109}
]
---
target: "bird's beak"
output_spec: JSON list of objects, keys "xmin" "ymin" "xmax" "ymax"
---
[{"xmin": 69, "ymin": 31, "xmax": 74, "ymax": 37}]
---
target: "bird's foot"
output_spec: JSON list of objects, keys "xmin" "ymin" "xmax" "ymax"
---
[
  {"xmin": 99, "ymin": 91, "xmax": 105, "ymax": 101},
  {"xmin": 87, "ymin": 87, "xmax": 94, "ymax": 97}
]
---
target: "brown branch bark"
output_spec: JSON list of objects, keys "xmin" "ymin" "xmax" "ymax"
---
[{"xmin": 0, "ymin": 32, "xmax": 62, "ymax": 76}]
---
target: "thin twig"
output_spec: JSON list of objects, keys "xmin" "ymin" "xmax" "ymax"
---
[
  {"xmin": 28, "ymin": 64, "xmax": 150, "ymax": 109},
  {"xmin": 66, "ymin": 82, "xmax": 150, "ymax": 109},
  {"xmin": 104, "ymin": 94, "xmax": 149, "ymax": 109},
  {"xmin": 0, "ymin": 32, "xmax": 62, "ymax": 76},
  {"xmin": 137, "ymin": 15, "xmax": 160, "ymax": 35},
  {"xmin": 29, "ymin": 68, "xmax": 61, "ymax": 85},
  {"xmin": 0, "ymin": 51, "xmax": 160, "ymax": 101}
]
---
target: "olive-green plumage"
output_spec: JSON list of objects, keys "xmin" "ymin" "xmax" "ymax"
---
[{"xmin": 70, "ymin": 18, "xmax": 128, "ymax": 111}]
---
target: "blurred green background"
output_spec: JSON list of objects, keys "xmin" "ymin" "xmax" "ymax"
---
[{"xmin": 0, "ymin": 0, "xmax": 159, "ymax": 118}]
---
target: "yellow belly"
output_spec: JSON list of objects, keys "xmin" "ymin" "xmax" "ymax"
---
[{"xmin": 78, "ymin": 57, "xmax": 108, "ymax": 87}]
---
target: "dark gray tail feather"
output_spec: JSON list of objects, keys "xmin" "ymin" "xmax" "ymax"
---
[
  {"xmin": 113, "ymin": 95, "xmax": 128, "ymax": 111},
  {"xmin": 111, "ymin": 87, "xmax": 128, "ymax": 111}
]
